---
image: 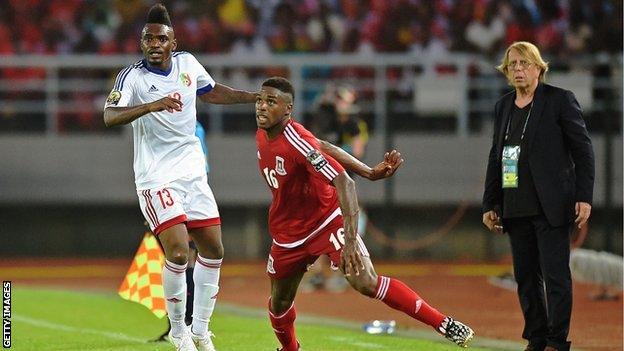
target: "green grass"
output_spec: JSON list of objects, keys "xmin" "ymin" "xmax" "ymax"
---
[{"xmin": 11, "ymin": 288, "xmax": 496, "ymax": 351}]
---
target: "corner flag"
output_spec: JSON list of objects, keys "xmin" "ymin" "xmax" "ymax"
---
[{"xmin": 118, "ymin": 232, "xmax": 167, "ymax": 318}]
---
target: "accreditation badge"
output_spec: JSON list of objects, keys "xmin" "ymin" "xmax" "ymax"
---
[{"xmin": 502, "ymin": 145, "xmax": 521, "ymax": 188}]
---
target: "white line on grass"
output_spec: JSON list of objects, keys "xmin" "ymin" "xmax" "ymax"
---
[
  {"xmin": 217, "ymin": 302, "xmax": 529, "ymax": 350},
  {"xmin": 328, "ymin": 336, "xmax": 386, "ymax": 349},
  {"xmin": 14, "ymin": 314, "xmax": 146, "ymax": 343}
]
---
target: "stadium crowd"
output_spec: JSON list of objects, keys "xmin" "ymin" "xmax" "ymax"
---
[
  {"xmin": 0, "ymin": 0, "xmax": 621, "ymax": 133},
  {"xmin": 0, "ymin": 0, "xmax": 621, "ymax": 57}
]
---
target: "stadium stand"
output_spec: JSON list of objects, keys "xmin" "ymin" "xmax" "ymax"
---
[
  {"xmin": 0, "ymin": 0, "xmax": 621, "ymax": 135},
  {"xmin": 1, "ymin": 0, "xmax": 621, "ymax": 56}
]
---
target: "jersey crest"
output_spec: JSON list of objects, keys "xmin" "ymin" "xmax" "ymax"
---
[
  {"xmin": 275, "ymin": 156, "xmax": 287, "ymax": 176},
  {"xmin": 180, "ymin": 72, "xmax": 192, "ymax": 87},
  {"xmin": 305, "ymin": 149, "xmax": 327, "ymax": 171},
  {"xmin": 106, "ymin": 90, "xmax": 121, "ymax": 105},
  {"xmin": 267, "ymin": 254, "xmax": 276, "ymax": 274}
]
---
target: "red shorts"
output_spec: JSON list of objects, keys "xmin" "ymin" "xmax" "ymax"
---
[{"xmin": 266, "ymin": 217, "xmax": 370, "ymax": 280}]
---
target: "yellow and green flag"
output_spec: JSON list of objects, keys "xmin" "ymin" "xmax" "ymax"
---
[{"xmin": 118, "ymin": 232, "xmax": 166, "ymax": 318}]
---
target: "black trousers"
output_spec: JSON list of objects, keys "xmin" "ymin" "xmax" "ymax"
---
[{"xmin": 504, "ymin": 214, "xmax": 572, "ymax": 351}]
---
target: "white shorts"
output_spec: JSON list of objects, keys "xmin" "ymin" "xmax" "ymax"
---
[{"xmin": 137, "ymin": 173, "xmax": 220, "ymax": 234}]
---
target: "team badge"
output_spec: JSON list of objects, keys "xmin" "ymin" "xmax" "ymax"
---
[
  {"xmin": 179, "ymin": 72, "xmax": 192, "ymax": 87},
  {"xmin": 267, "ymin": 254, "xmax": 276, "ymax": 274},
  {"xmin": 275, "ymin": 156, "xmax": 287, "ymax": 176},
  {"xmin": 106, "ymin": 90, "xmax": 121, "ymax": 105},
  {"xmin": 305, "ymin": 149, "xmax": 327, "ymax": 171}
]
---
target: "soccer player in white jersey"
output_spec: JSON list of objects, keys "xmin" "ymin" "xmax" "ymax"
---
[{"xmin": 103, "ymin": 4, "xmax": 257, "ymax": 351}]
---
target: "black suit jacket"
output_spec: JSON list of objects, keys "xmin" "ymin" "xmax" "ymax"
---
[{"xmin": 482, "ymin": 83, "xmax": 595, "ymax": 227}]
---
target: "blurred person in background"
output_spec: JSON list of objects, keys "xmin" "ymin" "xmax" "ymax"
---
[
  {"xmin": 331, "ymin": 85, "xmax": 369, "ymax": 160},
  {"xmin": 103, "ymin": 4, "xmax": 258, "ymax": 351},
  {"xmin": 309, "ymin": 83, "xmax": 368, "ymax": 161},
  {"xmin": 465, "ymin": 0, "xmax": 505, "ymax": 57},
  {"xmin": 482, "ymin": 41, "xmax": 594, "ymax": 351},
  {"xmin": 2, "ymin": 1, "xmax": 621, "ymax": 58},
  {"xmin": 304, "ymin": 84, "xmax": 370, "ymax": 293},
  {"xmin": 305, "ymin": 1, "xmax": 345, "ymax": 52},
  {"xmin": 255, "ymin": 77, "xmax": 473, "ymax": 351}
]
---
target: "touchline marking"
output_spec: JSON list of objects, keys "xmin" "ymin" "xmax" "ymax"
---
[
  {"xmin": 0, "ymin": 266, "xmax": 123, "ymax": 279},
  {"xmin": 13, "ymin": 314, "xmax": 145, "ymax": 343},
  {"xmin": 328, "ymin": 336, "xmax": 386, "ymax": 349},
  {"xmin": 218, "ymin": 302, "xmax": 529, "ymax": 350}
]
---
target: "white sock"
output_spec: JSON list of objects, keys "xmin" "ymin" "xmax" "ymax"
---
[
  {"xmin": 163, "ymin": 260, "xmax": 188, "ymax": 337},
  {"xmin": 191, "ymin": 255, "xmax": 222, "ymax": 336}
]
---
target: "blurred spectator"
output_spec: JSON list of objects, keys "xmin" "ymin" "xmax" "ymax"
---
[
  {"xmin": 448, "ymin": 0, "xmax": 476, "ymax": 52},
  {"xmin": 0, "ymin": 0, "xmax": 620, "ymax": 134},
  {"xmin": 588, "ymin": 0, "xmax": 623, "ymax": 53},
  {"xmin": 331, "ymin": 85, "xmax": 368, "ymax": 159},
  {"xmin": 504, "ymin": 5, "xmax": 536, "ymax": 46},
  {"xmin": 303, "ymin": 83, "xmax": 370, "ymax": 293},
  {"xmin": 465, "ymin": 0, "xmax": 505, "ymax": 56},
  {"xmin": 112, "ymin": 0, "xmax": 146, "ymax": 24},
  {"xmin": 311, "ymin": 83, "xmax": 368, "ymax": 158},
  {"xmin": 306, "ymin": 1, "xmax": 345, "ymax": 52},
  {"xmin": 0, "ymin": 0, "xmax": 619, "ymax": 56},
  {"xmin": 267, "ymin": 2, "xmax": 313, "ymax": 52},
  {"xmin": 563, "ymin": 0, "xmax": 593, "ymax": 56}
]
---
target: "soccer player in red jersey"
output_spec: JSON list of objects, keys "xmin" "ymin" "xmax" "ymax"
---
[{"xmin": 255, "ymin": 77, "xmax": 475, "ymax": 350}]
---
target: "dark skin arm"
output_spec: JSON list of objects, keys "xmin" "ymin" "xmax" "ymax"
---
[
  {"xmin": 333, "ymin": 172, "xmax": 364, "ymax": 276},
  {"xmin": 105, "ymin": 82, "xmax": 254, "ymax": 127},
  {"xmin": 199, "ymin": 83, "xmax": 257, "ymax": 104},
  {"xmin": 103, "ymin": 96, "xmax": 182, "ymax": 127},
  {"xmin": 318, "ymin": 139, "xmax": 404, "ymax": 180}
]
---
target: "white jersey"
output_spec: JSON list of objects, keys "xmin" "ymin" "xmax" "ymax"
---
[{"xmin": 104, "ymin": 52, "xmax": 215, "ymax": 190}]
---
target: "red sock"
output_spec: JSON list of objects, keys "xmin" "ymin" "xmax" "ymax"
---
[
  {"xmin": 374, "ymin": 276, "xmax": 446, "ymax": 330},
  {"xmin": 268, "ymin": 299, "xmax": 299, "ymax": 351}
]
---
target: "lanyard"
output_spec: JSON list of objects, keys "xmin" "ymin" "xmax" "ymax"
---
[{"xmin": 504, "ymin": 101, "xmax": 533, "ymax": 141}]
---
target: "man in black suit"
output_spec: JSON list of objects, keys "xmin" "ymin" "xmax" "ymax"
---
[{"xmin": 482, "ymin": 41, "xmax": 594, "ymax": 351}]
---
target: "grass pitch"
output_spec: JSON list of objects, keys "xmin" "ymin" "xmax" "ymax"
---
[{"xmin": 11, "ymin": 287, "xmax": 496, "ymax": 351}]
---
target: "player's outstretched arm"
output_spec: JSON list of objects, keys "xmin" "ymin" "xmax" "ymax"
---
[
  {"xmin": 333, "ymin": 172, "xmax": 364, "ymax": 276},
  {"xmin": 199, "ymin": 83, "xmax": 257, "ymax": 104},
  {"xmin": 104, "ymin": 96, "xmax": 182, "ymax": 127},
  {"xmin": 317, "ymin": 139, "xmax": 404, "ymax": 181}
]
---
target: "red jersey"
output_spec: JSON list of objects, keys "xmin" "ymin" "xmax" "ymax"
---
[{"xmin": 256, "ymin": 119, "xmax": 346, "ymax": 248}]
